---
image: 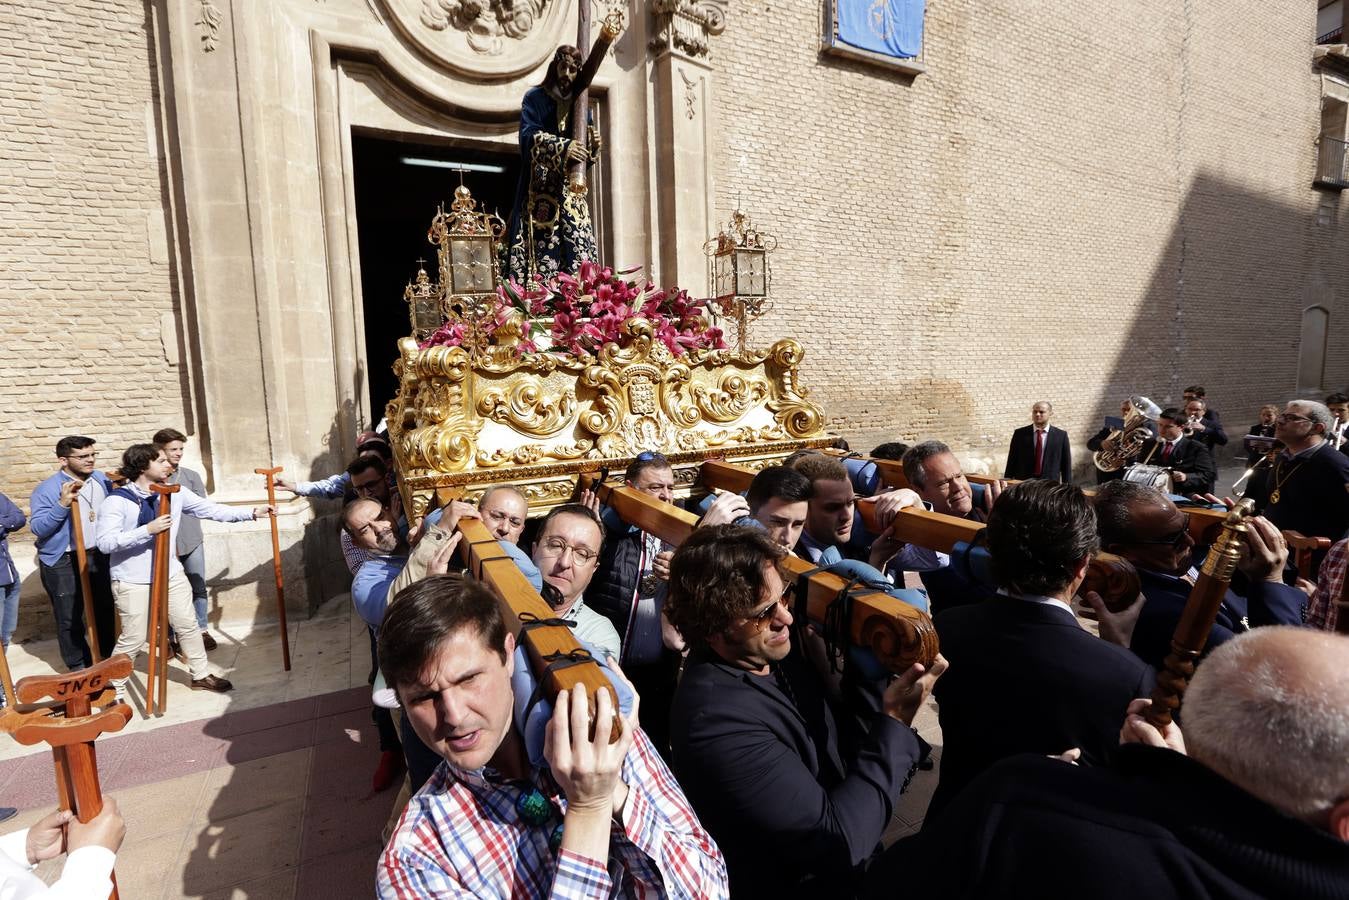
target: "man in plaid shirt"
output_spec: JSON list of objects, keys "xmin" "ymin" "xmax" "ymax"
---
[
  {"xmin": 1308, "ymin": 537, "xmax": 1347, "ymax": 631},
  {"xmin": 376, "ymin": 573, "xmax": 728, "ymax": 899}
]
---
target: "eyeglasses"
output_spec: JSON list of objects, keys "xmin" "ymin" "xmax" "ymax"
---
[
  {"xmin": 537, "ymin": 537, "xmax": 599, "ymax": 564},
  {"xmin": 738, "ymin": 581, "xmax": 796, "ymax": 633},
  {"xmin": 351, "ymin": 478, "xmax": 383, "ymax": 495},
  {"xmin": 1125, "ymin": 512, "xmax": 1191, "ymax": 549},
  {"xmin": 1276, "ymin": 413, "xmax": 1311, "ymax": 424},
  {"xmin": 64, "ymin": 452, "xmax": 97, "ymax": 461}
]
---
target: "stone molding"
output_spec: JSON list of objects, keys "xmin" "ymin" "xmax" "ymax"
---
[
  {"xmin": 649, "ymin": 0, "xmax": 726, "ymax": 58},
  {"xmin": 380, "ymin": 0, "xmax": 570, "ymax": 78}
]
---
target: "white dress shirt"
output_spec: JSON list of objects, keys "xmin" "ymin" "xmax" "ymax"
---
[{"xmin": 0, "ymin": 828, "xmax": 115, "ymax": 899}]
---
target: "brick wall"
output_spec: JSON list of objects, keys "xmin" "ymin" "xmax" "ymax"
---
[
  {"xmin": 0, "ymin": 2, "xmax": 189, "ymax": 632},
  {"xmin": 710, "ymin": 1, "xmax": 1349, "ymax": 468},
  {"xmin": 0, "ymin": 3, "xmax": 187, "ymax": 505}
]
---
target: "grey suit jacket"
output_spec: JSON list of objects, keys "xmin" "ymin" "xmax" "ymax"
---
[{"xmin": 169, "ymin": 466, "xmax": 207, "ymax": 555}]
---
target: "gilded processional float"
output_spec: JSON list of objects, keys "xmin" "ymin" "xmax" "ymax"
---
[
  {"xmin": 384, "ymin": 8, "xmax": 833, "ymax": 521},
  {"xmin": 386, "ymin": 185, "xmax": 831, "ymax": 521}
]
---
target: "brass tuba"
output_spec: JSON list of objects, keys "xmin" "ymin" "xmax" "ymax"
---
[{"xmin": 1093, "ymin": 395, "xmax": 1163, "ymax": 472}]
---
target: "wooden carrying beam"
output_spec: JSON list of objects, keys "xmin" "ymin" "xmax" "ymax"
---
[
  {"xmin": 703, "ymin": 459, "xmax": 1141, "ymax": 613},
  {"xmin": 580, "ymin": 473, "xmax": 940, "ymax": 672},
  {"xmin": 455, "ymin": 516, "xmax": 619, "ymax": 741},
  {"xmin": 701, "ymin": 459, "xmax": 987, "ymax": 554},
  {"xmin": 819, "ymin": 449, "xmax": 1231, "ymax": 546}
]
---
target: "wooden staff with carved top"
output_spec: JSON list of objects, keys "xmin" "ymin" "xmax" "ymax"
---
[
  {"xmin": 68, "ymin": 491, "xmax": 102, "ymax": 663},
  {"xmin": 254, "ymin": 467, "xmax": 291, "ymax": 671},
  {"xmin": 1144, "ymin": 499, "xmax": 1256, "ymax": 727},
  {"xmin": 144, "ymin": 482, "xmax": 179, "ymax": 716},
  {"xmin": 3, "ymin": 653, "xmax": 134, "ymax": 900}
]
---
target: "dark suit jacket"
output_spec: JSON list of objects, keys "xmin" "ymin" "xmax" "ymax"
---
[
  {"xmin": 669, "ymin": 644, "xmax": 925, "ymax": 900},
  {"xmin": 929, "ymin": 597, "xmax": 1155, "ymax": 816},
  {"xmin": 1129, "ymin": 568, "xmax": 1306, "ymax": 672},
  {"xmin": 1005, "ymin": 424, "xmax": 1071, "ymax": 481},
  {"xmin": 1245, "ymin": 443, "xmax": 1349, "ymax": 547},
  {"xmin": 881, "ymin": 746, "xmax": 1349, "ymax": 900},
  {"xmin": 1136, "ymin": 436, "xmax": 1217, "ymax": 495}
]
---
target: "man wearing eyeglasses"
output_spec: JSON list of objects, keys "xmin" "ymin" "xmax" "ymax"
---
[
  {"xmin": 29, "ymin": 435, "xmax": 116, "ymax": 669},
  {"xmin": 1093, "ymin": 480, "xmax": 1305, "ymax": 673},
  {"xmin": 530, "ymin": 503, "xmax": 622, "ymax": 662},
  {"xmin": 1243, "ymin": 400, "xmax": 1349, "ymax": 554},
  {"xmin": 666, "ymin": 525, "xmax": 945, "ymax": 899}
]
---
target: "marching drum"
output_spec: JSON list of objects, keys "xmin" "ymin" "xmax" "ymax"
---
[{"xmin": 1123, "ymin": 463, "xmax": 1172, "ymax": 493}]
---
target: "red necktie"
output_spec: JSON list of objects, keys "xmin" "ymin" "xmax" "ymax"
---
[
  {"xmin": 1162, "ymin": 441, "xmax": 1174, "ymax": 462},
  {"xmin": 1033, "ymin": 429, "xmax": 1045, "ymax": 476}
]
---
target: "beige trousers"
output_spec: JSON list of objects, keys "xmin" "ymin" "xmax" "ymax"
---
[{"xmin": 110, "ymin": 573, "xmax": 209, "ymax": 682}]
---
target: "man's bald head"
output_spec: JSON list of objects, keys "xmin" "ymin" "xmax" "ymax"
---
[
  {"xmin": 479, "ymin": 485, "xmax": 528, "ymax": 544},
  {"xmin": 1184, "ymin": 627, "xmax": 1349, "ymax": 834}
]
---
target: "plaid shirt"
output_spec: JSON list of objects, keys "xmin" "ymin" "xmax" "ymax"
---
[
  {"xmin": 1307, "ymin": 537, "xmax": 1347, "ymax": 631},
  {"xmin": 378, "ymin": 727, "xmax": 728, "ymax": 899}
]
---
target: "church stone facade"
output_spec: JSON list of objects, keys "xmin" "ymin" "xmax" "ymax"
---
[{"xmin": 1, "ymin": 0, "xmax": 1345, "ymax": 634}]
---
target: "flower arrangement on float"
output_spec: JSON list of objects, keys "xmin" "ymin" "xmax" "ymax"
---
[{"xmin": 420, "ymin": 261, "xmax": 725, "ymax": 358}]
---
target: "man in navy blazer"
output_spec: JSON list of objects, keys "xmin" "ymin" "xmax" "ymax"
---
[
  {"xmin": 1004, "ymin": 401, "xmax": 1072, "ymax": 482},
  {"xmin": 928, "ymin": 480, "xmax": 1154, "ymax": 818},
  {"xmin": 1092, "ymin": 480, "xmax": 1306, "ymax": 671},
  {"xmin": 667, "ymin": 525, "xmax": 946, "ymax": 900}
]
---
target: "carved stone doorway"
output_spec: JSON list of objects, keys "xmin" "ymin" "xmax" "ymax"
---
[{"xmin": 351, "ymin": 132, "xmax": 521, "ymax": 415}]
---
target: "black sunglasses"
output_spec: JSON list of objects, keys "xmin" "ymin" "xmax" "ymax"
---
[{"xmin": 1126, "ymin": 512, "xmax": 1191, "ymax": 549}]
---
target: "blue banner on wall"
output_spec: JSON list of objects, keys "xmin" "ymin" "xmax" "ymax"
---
[{"xmin": 836, "ymin": 0, "xmax": 926, "ymax": 59}]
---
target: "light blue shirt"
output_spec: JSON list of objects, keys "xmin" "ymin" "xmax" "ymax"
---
[
  {"xmin": 29, "ymin": 470, "xmax": 112, "ymax": 566},
  {"xmin": 95, "ymin": 484, "xmax": 253, "ymax": 584},
  {"xmin": 296, "ymin": 472, "xmax": 350, "ymax": 499}
]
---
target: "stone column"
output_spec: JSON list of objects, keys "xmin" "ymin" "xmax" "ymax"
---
[{"xmin": 649, "ymin": 1, "xmax": 726, "ymax": 289}]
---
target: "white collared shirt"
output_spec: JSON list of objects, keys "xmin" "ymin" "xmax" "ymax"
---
[{"xmin": 998, "ymin": 590, "xmax": 1074, "ymax": 617}]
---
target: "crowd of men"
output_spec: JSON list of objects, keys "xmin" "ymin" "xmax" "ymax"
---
[{"xmin": 3, "ymin": 386, "xmax": 1349, "ymax": 897}]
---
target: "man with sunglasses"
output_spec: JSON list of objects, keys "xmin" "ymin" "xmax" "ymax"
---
[
  {"xmin": 1094, "ymin": 480, "xmax": 1306, "ymax": 672},
  {"xmin": 1243, "ymin": 400, "xmax": 1349, "ymax": 553},
  {"xmin": 666, "ymin": 525, "xmax": 945, "ymax": 899}
]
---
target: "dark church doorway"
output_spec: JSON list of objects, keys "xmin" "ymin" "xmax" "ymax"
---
[{"xmin": 351, "ymin": 132, "xmax": 520, "ymax": 418}]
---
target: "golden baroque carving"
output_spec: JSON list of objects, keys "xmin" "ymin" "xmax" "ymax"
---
[
  {"xmin": 475, "ymin": 440, "xmax": 593, "ymax": 468},
  {"xmin": 476, "ymin": 379, "xmax": 578, "ymax": 436},
  {"xmin": 692, "ymin": 373, "xmax": 769, "ymax": 424},
  {"xmin": 388, "ymin": 314, "xmax": 831, "ymax": 524},
  {"xmin": 765, "ymin": 338, "xmax": 825, "ymax": 438}
]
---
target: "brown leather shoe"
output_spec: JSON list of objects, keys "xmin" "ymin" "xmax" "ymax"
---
[
  {"xmin": 201, "ymin": 632, "xmax": 218, "ymax": 652},
  {"xmin": 190, "ymin": 674, "xmax": 233, "ymax": 693}
]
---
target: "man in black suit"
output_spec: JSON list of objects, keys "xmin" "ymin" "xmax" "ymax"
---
[
  {"xmin": 1244, "ymin": 400, "xmax": 1349, "ymax": 550},
  {"xmin": 1004, "ymin": 401, "xmax": 1072, "ymax": 482},
  {"xmin": 1135, "ymin": 407, "xmax": 1217, "ymax": 496},
  {"xmin": 666, "ymin": 525, "xmax": 946, "ymax": 900},
  {"xmin": 875, "ymin": 627, "xmax": 1349, "ymax": 900},
  {"xmin": 1183, "ymin": 384, "xmax": 1221, "ymax": 426},
  {"xmin": 927, "ymin": 480, "xmax": 1154, "ymax": 817},
  {"xmin": 1092, "ymin": 480, "xmax": 1306, "ymax": 672}
]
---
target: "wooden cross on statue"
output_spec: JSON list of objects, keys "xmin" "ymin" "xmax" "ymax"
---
[{"xmin": 1, "ymin": 654, "xmax": 133, "ymax": 900}]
